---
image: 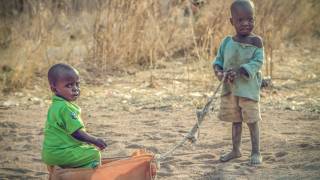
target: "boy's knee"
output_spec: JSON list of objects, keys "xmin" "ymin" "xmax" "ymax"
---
[
  {"xmin": 232, "ymin": 122, "xmax": 242, "ymax": 126},
  {"xmin": 90, "ymin": 148, "xmax": 101, "ymax": 160},
  {"xmin": 246, "ymin": 121, "xmax": 258, "ymax": 127},
  {"xmin": 78, "ymin": 146, "xmax": 101, "ymax": 162}
]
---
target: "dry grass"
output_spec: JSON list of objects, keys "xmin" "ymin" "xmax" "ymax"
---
[{"xmin": 0, "ymin": 0, "xmax": 319, "ymax": 92}]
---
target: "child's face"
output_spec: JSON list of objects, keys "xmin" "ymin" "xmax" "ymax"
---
[
  {"xmin": 230, "ymin": 8, "xmax": 254, "ymax": 36},
  {"xmin": 52, "ymin": 73, "xmax": 80, "ymax": 101}
]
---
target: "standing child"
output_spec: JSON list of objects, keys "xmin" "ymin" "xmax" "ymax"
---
[
  {"xmin": 42, "ymin": 63, "xmax": 107, "ymax": 168},
  {"xmin": 213, "ymin": 0, "xmax": 263, "ymax": 165}
]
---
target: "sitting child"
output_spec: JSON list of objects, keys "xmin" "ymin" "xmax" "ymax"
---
[
  {"xmin": 42, "ymin": 63, "xmax": 107, "ymax": 168},
  {"xmin": 213, "ymin": 0, "xmax": 264, "ymax": 165}
]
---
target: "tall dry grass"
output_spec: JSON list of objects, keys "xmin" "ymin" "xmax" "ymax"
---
[{"xmin": 0, "ymin": 0, "xmax": 319, "ymax": 92}]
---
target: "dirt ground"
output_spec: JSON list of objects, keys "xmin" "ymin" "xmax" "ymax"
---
[{"xmin": 0, "ymin": 42, "xmax": 319, "ymax": 179}]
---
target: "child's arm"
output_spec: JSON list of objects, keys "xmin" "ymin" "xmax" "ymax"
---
[
  {"xmin": 212, "ymin": 37, "xmax": 232, "ymax": 81},
  {"xmin": 214, "ymin": 64, "xmax": 224, "ymax": 81},
  {"xmin": 60, "ymin": 105, "xmax": 107, "ymax": 150},
  {"xmin": 72, "ymin": 129, "xmax": 107, "ymax": 150}
]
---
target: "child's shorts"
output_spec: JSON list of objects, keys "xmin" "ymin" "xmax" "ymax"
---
[{"xmin": 218, "ymin": 94, "xmax": 261, "ymax": 123}]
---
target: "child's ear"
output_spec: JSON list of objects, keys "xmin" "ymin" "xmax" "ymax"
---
[
  {"xmin": 229, "ymin": 18, "xmax": 234, "ymax": 26},
  {"xmin": 50, "ymin": 83, "xmax": 57, "ymax": 93}
]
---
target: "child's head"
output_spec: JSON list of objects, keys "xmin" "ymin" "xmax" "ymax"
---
[
  {"xmin": 230, "ymin": 0, "xmax": 255, "ymax": 36},
  {"xmin": 48, "ymin": 63, "xmax": 80, "ymax": 101}
]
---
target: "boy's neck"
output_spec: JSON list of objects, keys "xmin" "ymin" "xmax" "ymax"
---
[
  {"xmin": 233, "ymin": 33, "xmax": 255, "ymax": 45},
  {"xmin": 235, "ymin": 33, "xmax": 253, "ymax": 40},
  {"xmin": 55, "ymin": 94, "xmax": 69, "ymax": 101}
]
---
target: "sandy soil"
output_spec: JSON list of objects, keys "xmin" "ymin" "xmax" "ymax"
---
[{"xmin": 0, "ymin": 43, "xmax": 319, "ymax": 179}]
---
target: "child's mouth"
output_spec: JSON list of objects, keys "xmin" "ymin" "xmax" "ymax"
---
[
  {"xmin": 240, "ymin": 27, "xmax": 252, "ymax": 32},
  {"xmin": 239, "ymin": 29, "xmax": 251, "ymax": 35}
]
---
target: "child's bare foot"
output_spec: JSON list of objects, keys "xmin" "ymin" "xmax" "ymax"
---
[
  {"xmin": 220, "ymin": 150, "xmax": 241, "ymax": 162},
  {"xmin": 250, "ymin": 153, "xmax": 262, "ymax": 165}
]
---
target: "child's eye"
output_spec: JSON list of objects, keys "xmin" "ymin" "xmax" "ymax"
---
[{"xmin": 66, "ymin": 83, "xmax": 75, "ymax": 88}]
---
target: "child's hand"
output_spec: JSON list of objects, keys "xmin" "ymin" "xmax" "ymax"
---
[
  {"xmin": 94, "ymin": 138, "xmax": 107, "ymax": 150},
  {"xmin": 239, "ymin": 67, "xmax": 249, "ymax": 78},
  {"xmin": 214, "ymin": 65, "xmax": 224, "ymax": 81},
  {"xmin": 217, "ymin": 71, "xmax": 224, "ymax": 81},
  {"xmin": 225, "ymin": 69, "xmax": 237, "ymax": 83},
  {"xmin": 71, "ymin": 129, "xmax": 107, "ymax": 150}
]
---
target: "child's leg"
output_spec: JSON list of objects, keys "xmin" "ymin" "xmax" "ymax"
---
[
  {"xmin": 220, "ymin": 122, "xmax": 242, "ymax": 162},
  {"xmin": 59, "ymin": 145, "xmax": 101, "ymax": 169},
  {"xmin": 247, "ymin": 121, "xmax": 262, "ymax": 164}
]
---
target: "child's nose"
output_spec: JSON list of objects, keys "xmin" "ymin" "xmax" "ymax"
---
[
  {"xmin": 242, "ymin": 20, "xmax": 250, "ymax": 26},
  {"xmin": 73, "ymin": 86, "xmax": 80, "ymax": 92}
]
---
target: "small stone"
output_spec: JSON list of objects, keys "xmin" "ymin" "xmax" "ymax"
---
[
  {"xmin": 28, "ymin": 97, "xmax": 42, "ymax": 105},
  {"xmin": 2, "ymin": 100, "xmax": 18, "ymax": 107},
  {"xmin": 307, "ymin": 73, "xmax": 316, "ymax": 79},
  {"xmin": 190, "ymin": 92, "xmax": 202, "ymax": 97},
  {"xmin": 123, "ymin": 106, "xmax": 136, "ymax": 113},
  {"xmin": 14, "ymin": 92, "xmax": 24, "ymax": 97},
  {"xmin": 107, "ymin": 78, "xmax": 113, "ymax": 83},
  {"xmin": 285, "ymin": 106, "xmax": 295, "ymax": 111}
]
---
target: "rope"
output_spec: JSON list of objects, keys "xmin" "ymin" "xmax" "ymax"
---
[{"xmin": 155, "ymin": 78, "xmax": 224, "ymax": 164}]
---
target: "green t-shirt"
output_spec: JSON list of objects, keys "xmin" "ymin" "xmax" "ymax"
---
[
  {"xmin": 213, "ymin": 36, "xmax": 264, "ymax": 101},
  {"xmin": 42, "ymin": 95, "xmax": 100, "ymax": 168}
]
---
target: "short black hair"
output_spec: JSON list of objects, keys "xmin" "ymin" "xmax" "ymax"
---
[
  {"xmin": 230, "ymin": 0, "xmax": 254, "ymax": 17},
  {"xmin": 48, "ymin": 63, "xmax": 78, "ymax": 85}
]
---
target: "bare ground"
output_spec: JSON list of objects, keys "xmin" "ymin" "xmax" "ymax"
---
[{"xmin": 0, "ymin": 43, "xmax": 319, "ymax": 179}]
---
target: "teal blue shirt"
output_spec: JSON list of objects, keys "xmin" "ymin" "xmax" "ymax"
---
[{"xmin": 213, "ymin": 36, "xmax": 264, "ymax": 101}]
